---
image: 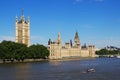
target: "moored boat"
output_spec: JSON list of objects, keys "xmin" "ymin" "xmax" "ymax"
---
[
  {"xmin": 87, "ymin": 68, "xmax": 95, "ymax": 73},
  {"xmin": 116, "ymin": 55, "xmax": 120, "ymax": 58}
]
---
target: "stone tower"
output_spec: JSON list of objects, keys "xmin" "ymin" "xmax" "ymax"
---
[
  {"xmin": 56, "ymin": 32, "xmax": 62, "ymax": 49},
  {"xmin": 56, "ymin": 32, "xmax": 62, "ymax": 45},
  {"xmin": 15, "ymin": 9, "xmax": 30, "ymax": 47},
  {"xmin": 74, "ymin": 31, "xmax": 80, "ymax": 48}
]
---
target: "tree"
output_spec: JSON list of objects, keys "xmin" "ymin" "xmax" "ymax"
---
[
  {"xmin": 96, "ymin": 49, "xmax": 120, "ymax": 55},
  {"xmin": 0, "ymin": 40, "xmax": 50, "ymax": 62},
  {"xmin": 28, "ymin": 44, "xmax": 49, "ymax": 59},
  {"xmin": 0, "ymin": 40, "xmax": 27, "ymax": 61}
]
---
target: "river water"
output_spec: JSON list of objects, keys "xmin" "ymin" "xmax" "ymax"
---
[{"xmin": 0, "ymin": 58, "xmax": 120, "ymax": 80}]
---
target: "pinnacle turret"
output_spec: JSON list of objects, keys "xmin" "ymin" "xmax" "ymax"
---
[
  {"xmin": 74, "ymin": 31, "xmax": 80, "ymax": 47},
  {"xmin": 57, "ymin": 32, "xmax": 62, "ymax": 44},
  {"xmin": 16, "ymin": 15, "xmax": 18, "ymax": 22}
]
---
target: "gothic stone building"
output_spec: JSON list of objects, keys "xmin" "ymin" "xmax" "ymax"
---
[
  {"xmin": 48, "ymin": 32, "xmax": 95, "ymax": 59},
  {"xmin": 15, "ymin": 11, "xmax": 30, "ymax": 47}
]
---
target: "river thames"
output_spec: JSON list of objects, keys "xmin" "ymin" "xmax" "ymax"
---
[{"xmin": 0, "ymin": 58, "xmax": 120, "ymax": 80}]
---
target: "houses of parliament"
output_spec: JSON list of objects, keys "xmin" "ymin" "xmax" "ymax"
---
[
  {"xmin": 15, "ymin": 10, "xmax": 95, "ymax": 59},
  {"xmin": 48, "ymin": 32, "xmax": 95, "ymax": 59}
]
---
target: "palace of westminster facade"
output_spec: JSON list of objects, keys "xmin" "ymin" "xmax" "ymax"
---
[
  {"xmin": 48, "ymin": 32, "xmax": 95, "ymax": 59},
  {"xmin": 15, "ymin": 11, "xmax": 95, "ymax": 59}
]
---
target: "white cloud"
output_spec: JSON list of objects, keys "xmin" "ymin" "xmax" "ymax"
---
[
  {"xmin": 81, "ymin": 24, "xmax": 95, "ymax": 29},
  {"xmin": 31, "ymin": 36, "xmax": 42, "ymax": 40},
  {"xmin": 0, "ymin": 35, "xmax": 48, "ymax": 46},
  {"xmin": 73, "ymin": 0, "xmax": 83, "ymax": 4},
  {"xmin": 84, "ymin": 37, "xmax": 120, "ymax": 49},
  {"xmin": 0, "ymin": 36, "xmax": 15, "ymax": 42},
  {"xmin": 76, "ymin": 0, "xmax": 83, "ymax": 2},
  {"xmin": 73, "ymin": 0, "xmax": 104, "ymax": 4},
  {"xmin": 30, "ymin": 35, "xmax": 48, "ymax": 46},
  {"xmin": 95, "ymin": 0, "xmax": 104, "ymax": 2}
]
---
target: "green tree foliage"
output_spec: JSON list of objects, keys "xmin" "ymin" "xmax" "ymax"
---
[
  {"xmin": 96, "ymin": 49, "xmax": 120, "ymax": 55},
  {"xmin": 0, "ymin": 40, "xmax": 28, "ymax": 61},
  {"xmin": 0, "ymin": 40, "xmax": 49, "ymax": 61},
  {"xmin": 28, "ymin": 44, "xmax": 49, "ymax": 59}
]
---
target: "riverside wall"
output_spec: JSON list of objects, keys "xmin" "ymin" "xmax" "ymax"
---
[{"xmin": 0, "ymin": 59, "xmax": 48, "ymax": 64}]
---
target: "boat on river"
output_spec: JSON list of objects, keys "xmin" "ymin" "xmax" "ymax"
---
[
  {"xmin": 116, "ymin": 55, "xmax": 120, "ymax": 58},
  {"xmin": 87, "ymin": 68, "xmax": 95, "ymax": 73}
]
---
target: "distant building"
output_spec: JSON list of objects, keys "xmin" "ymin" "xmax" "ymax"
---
[
  {"xmin": 48, "ymin": 32, "xmax": 96, "ymax": 59},
  {"xmin": 15, "ymin": 9, "xmax": 30, "ymax": 47},
  {"xmin": 105, "ymin": 46, "xmax": 120, "ymax": 51}
]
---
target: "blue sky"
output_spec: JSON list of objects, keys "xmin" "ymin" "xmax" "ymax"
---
[{"xmin": 0, "ymin": 0, "xmax": 120, "ymax": 48}]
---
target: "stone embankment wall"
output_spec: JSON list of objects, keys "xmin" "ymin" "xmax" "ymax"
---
[{"xmin": 0, "ymin": 59, "xmax": 47, "ymax": 64}]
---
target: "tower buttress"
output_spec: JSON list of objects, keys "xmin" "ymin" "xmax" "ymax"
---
[
  {"xmin": 15, "ymin": 15, "xmax": 18, "ymax": 43},
  {"xmin": 70, "ymin": 40, "xmax": 72, "ymax": 47}
]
